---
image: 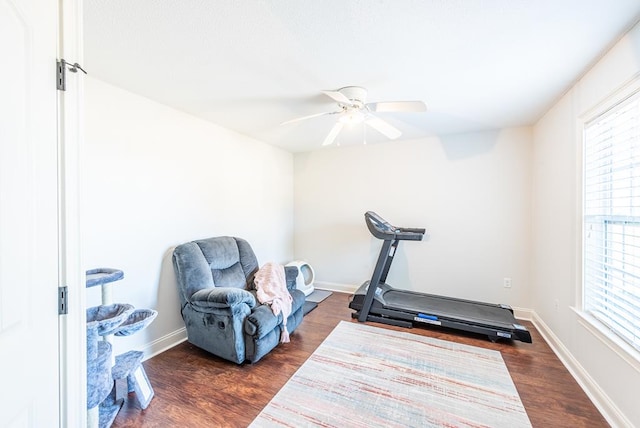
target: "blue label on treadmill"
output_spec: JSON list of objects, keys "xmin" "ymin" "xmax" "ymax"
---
[
  {"xmin": 417, "ymin": 313, "xmax": 438, "ymax": 320},
  {"xmin": 497, "ymin": 331, "xmax": 512, "ymax": 338},
  {"xmin": 513, "ymin": 324, "xmax": 527, "ymax": 330},
  {"xmin": 414, "ymin": 316, "xmax": 441, "ymax": 326},
  {"xmin": 375, "ymin": 287, "xmax": 382, "ymax": 296}
]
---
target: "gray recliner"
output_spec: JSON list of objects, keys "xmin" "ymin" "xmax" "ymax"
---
[{"xmin": 172, "ymin": 236, "xmax": 305, "ymax": 364}]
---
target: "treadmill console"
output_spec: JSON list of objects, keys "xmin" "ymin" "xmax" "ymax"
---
[{"xmin": 364, "ymin": 211, "xmax": 426, "ymax": 241}]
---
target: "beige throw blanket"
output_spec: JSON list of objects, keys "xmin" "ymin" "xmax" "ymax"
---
[{"xmin": 254, "ymin": 262, "xmax": 293, "ymax": 343}]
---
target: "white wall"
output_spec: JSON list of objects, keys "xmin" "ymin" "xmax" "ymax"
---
[
  {"xmin": 83, "ymin": 77, "xmax": 294, "ymax": 357},
  {"xmin": 294, "ymin": 128, "xmax": 532, "ymax": 308},
  {"xmin": 531, "ymin": 22, "xmax": 640, "ymax": 427}
]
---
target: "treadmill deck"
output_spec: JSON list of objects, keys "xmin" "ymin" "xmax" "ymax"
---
[
  {"xmin": 350, "ymin": 282, "xmax": 531, "ymax": 342},
  {"xmin": 383, "ymin": 289, "xmax": 517, "ymax": 330}
]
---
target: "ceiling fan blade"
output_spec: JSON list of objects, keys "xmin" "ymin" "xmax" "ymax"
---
[
  {"xmin": 366, "ymin": 100, "xmax": 427, "ymax": 112},
  {"xmin": 322, "ymin": 122, "xmax": 344, "ymax": 146},
  {"xmin": 365, "ymin": 116, "xmax": 402, "ymax": 139},
  {"xmin": 281, "ymin": 111, "xmax": 339, "ymax": 125},
  {"xmin": 321, "ymin": 90, "xmax": 355, "ymax": 106}
]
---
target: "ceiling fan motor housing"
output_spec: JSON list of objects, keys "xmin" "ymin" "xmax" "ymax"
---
[{"xmin": 338, "ymin": 86, "xmax": 367, "ymax": 107}]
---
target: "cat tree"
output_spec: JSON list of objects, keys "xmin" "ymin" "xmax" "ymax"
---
[{"xmin": 86, "ymin": 268, "xmax": 157, "ymax": 428}]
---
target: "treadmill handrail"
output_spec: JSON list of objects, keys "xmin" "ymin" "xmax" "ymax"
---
[{"xmin": 365, "ymin": 211, "xmax": 425, "ymax": 241}]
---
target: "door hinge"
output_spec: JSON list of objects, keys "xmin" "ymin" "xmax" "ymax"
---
[
  {"xmin": 58, "ymin": 286, "xmax": 68, "ymax": 315},
  {"xmin": 57, "ymin": 59, "xmax": 87, "ymax": 91}
]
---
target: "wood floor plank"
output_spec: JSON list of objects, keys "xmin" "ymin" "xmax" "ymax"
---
[{"xmin": 112, "ymin": 292, "xmax": 609, "ymax": 428}]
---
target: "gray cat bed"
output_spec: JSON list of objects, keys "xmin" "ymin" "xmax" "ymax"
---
[
  {"xmin": 115, "ymin": 309, "xmax": 158, "ymax": 336},
  {"xmin": 87, "ymin": 304, "xmax": 135, "ymax": 336}
]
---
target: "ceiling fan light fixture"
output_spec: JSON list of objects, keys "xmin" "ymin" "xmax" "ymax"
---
[{"xmin": 338, "ymin": 110, "xmax": 365, "ymax": 124}]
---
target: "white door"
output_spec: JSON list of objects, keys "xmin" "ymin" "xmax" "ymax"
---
[{"xmin": 0, "ymin": 0, "xmax": 61, "ymax": 426}]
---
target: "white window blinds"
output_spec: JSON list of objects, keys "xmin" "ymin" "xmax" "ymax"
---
[{"xmin": 583, "ymin": 90, "xmax": 640, "ymax": 353}]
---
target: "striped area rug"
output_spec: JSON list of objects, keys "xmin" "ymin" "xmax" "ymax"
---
[{"xmin": 250, "ymin": 321, "xmax": 531, "ymax": 428}]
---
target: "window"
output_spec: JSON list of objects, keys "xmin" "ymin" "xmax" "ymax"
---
[{"xmin": 583, "ymin": 89, "xmax": 640, "ymax": 353}]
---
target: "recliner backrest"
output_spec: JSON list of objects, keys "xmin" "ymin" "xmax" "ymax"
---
[
  {"xmin": 173, "ymin": 236, "xmax": 259, "ymax": 305},
  {"xmin": 195, "ymin": 236, "xmax": 258, "ymax": 288}
]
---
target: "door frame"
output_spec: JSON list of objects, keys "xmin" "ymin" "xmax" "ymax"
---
[{"xmin": 57, "ymin": 0, "xmax": 85, "ymax": 426}]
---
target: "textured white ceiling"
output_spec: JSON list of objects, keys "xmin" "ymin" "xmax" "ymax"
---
[{"xmin": 84, "ymin": 0, "xmax": 640, "ymax": 152}]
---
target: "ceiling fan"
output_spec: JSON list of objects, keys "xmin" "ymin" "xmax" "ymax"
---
[{"xmin": 281, "ymin": 86, "xmax": 427, "ymax": 146}]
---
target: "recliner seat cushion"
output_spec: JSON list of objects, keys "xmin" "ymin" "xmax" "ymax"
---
[{"xmin": 191, "ymin": 287, "xmax": 256, "ymax": 310}]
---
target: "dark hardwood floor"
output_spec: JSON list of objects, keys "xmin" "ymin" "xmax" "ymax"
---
[{"xmin": 112, "ymin": 292, "xmax": 609, "ymax": 427}]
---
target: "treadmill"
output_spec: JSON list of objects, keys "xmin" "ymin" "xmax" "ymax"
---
[{"xmin": 349, "ymin": 211, "xmax": 532, "ymax": 343}]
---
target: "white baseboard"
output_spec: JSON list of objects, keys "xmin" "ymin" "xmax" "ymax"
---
[
  {"xmin": 140, "ymin": 327, "xmax": 187, "ymax": 361},
  {"xmin": 530, "ymin": 312, "xmax": 631, "ymax": 428},
  {"xmin": 314, "ymin": 281, "xmax": 358, "ymax": 294},
  {"xmin": 512, "ymin": 306, "xmax": 533, "ymax": 321}
]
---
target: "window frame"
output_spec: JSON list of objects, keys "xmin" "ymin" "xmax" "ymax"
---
[{"xmin": 577, "ymin": 75, "xmax": 640, "ymax": 368}]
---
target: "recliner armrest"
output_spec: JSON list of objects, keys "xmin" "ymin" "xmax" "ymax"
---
[
  {"xmin": 245, "ymin": 304, "xmax": 282, "ymax": 339},
  {"xmin": 190, "ymin": 287, "xmax": 256, "ymax": 310},
  {"xmin": 284, "ymin": 266, "xmax": 298, "ymax": 291}
]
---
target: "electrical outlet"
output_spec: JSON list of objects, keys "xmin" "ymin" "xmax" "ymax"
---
[
  {"xmin": 554, "ymin": 299, "xmax": 560, "ymax": 311},
  {"xmin": 503, "ymin": 278, "xmax": 512, "ymax": 288}
]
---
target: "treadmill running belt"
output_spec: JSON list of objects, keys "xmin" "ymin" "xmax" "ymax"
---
[{"xmin": 383, "ymin": 290, "xmax": 517, "ymax": 329}]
